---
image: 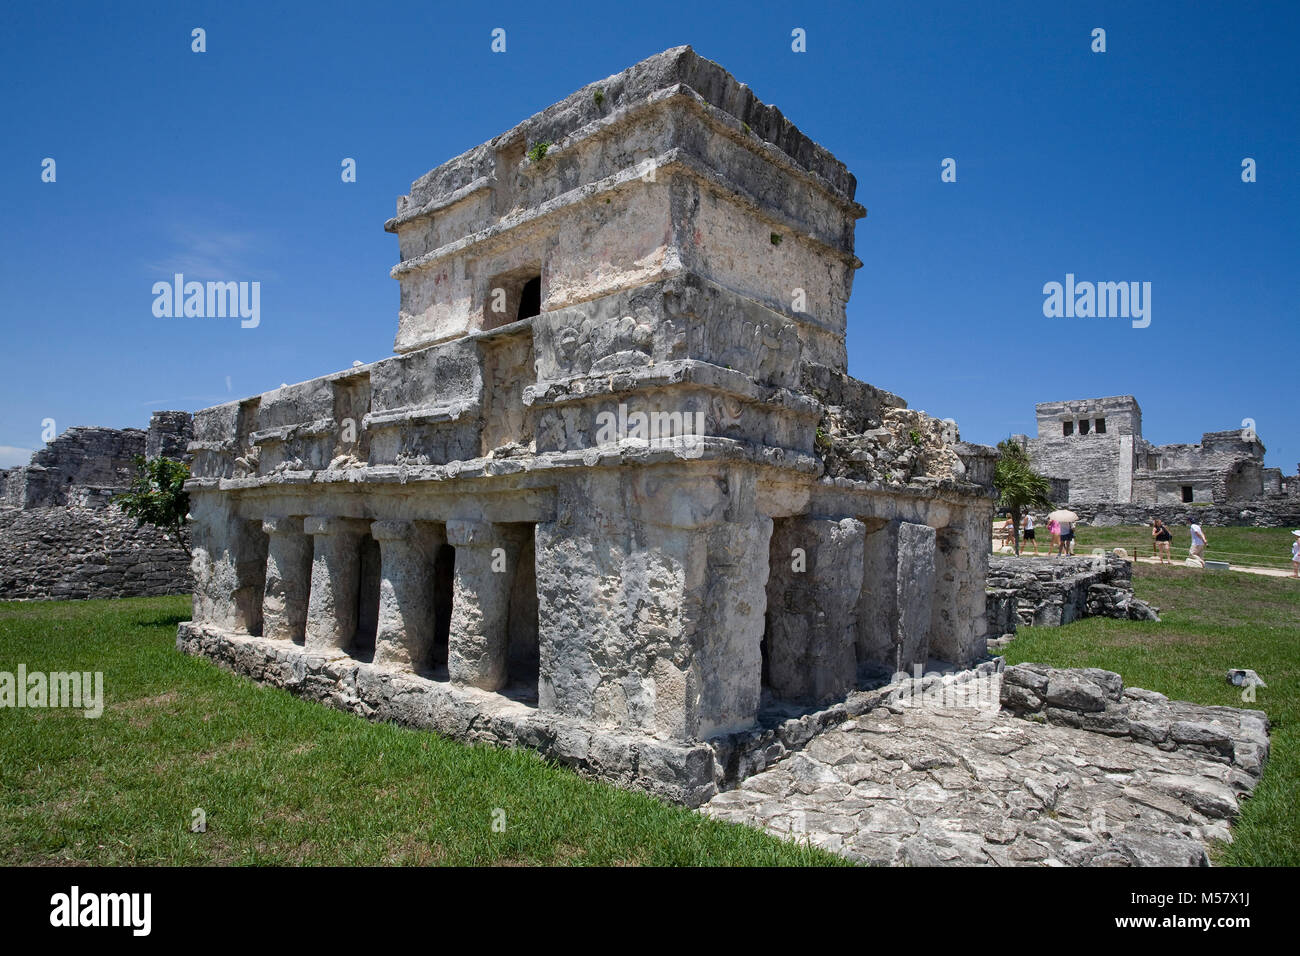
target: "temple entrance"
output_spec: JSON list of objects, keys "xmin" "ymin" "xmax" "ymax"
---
[{"xmin": 504, "ymin": 523, "xmax": 540, "ymax": 702}]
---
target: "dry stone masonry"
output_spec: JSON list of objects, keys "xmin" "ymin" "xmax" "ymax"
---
[
  {"xmin": 0, "ymin": 412, "xmax": 194, "ymax": 600},
  {"xmin": 985, "ymin": 553, "xmax": 1159, "ymax": 646},
  {"xmin": 176, "ymin": 47, "xmax": 998, "ymax": 804}
]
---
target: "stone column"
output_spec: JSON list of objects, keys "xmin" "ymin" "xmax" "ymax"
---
[
  {"xmin": 446, "ymin": 518, "xmax": 513, "ymax": 690},
  {"xmin": 858, "ymin": 519, "xmax": 936, "ymax": 677},
  {"xmin": 189, "ymin": 491, "xmax": 268, "ymax": 635},
  {"xmin": 895, "ymin": 521, "xmax": 936, "ymax": 673},
  {"xmin": 304, "ymin": 516, "xmax": 366, "ymax": 653},
  {"xmin": 371, "ymin": 520, "xmax": 441, "ymax": 669},
  {"xmin": 535, "ymin": 465, "xmax": 772, "ymax": 742},
  {"xmin": 930, "ymin": 516, "xmax": 990, "ymax": 667},
  {"xmin": 261, "ymin": 516, "xmax": 312, "ymax": 642}
]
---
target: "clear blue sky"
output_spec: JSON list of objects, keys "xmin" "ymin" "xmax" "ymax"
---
[{"xmin": 2, "ymin": 1, "xmax": 1296, "ymax": 471}]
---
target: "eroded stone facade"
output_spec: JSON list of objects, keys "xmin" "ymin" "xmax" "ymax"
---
[
  {"xmin": 1018, "ymin": 395, "xmax": 1289, "ymax": 506},
  {"xmin": 176, "ymin": 47, "xmax": 996, "ymax": 804}
]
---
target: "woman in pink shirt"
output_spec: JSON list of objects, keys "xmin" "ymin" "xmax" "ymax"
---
[{"xmin": 1048, "ymin": 518, "xmax": 1061, "ymax": 554}]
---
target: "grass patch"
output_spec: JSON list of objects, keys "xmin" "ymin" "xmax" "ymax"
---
[
  {"xmin": 1001, "ymin": 563, "xmax": 1299, "ymax": 866},
  {"xmin": 0, "ymin": 596, "xmax": 844, "ymax": 866}
]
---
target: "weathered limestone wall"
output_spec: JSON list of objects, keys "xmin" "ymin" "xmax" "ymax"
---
[
  {"xmin": 0, "ymin": 505, "xmax": 192, "ymax": 600},
  {"xmin": 1071, "ymin": 500, "xmax": 1300, "ymax": 529},
  {"xmin": 385, "ymin": 47, "xmax": 862, "ymax": 370},
  {"xmin": 0, "ymin": 412, "xmax": 195, "ymax": 600},
  {"xmin": 764, "ymin": 516, "xmax": 862, "ymax": 703},
  {"xmin": 1132, "ymin": 429, "xmax": 1267, "ymax": 505},
  {"xmin": 2, "ymin": 412, "xmax": 194, "ymax": 511}
]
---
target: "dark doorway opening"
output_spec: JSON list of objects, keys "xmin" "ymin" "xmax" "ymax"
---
[
  {"xmin": 352, "ymin": 533, "xmax": 381, "ymax": 661},
  {"xmin": 516, "ymin": 276, "xmax": 541, "ymax": 321},
  {"xmin": 431, "ymin": 542, "xmax": 455, "ymax": 668},
  {"xmin": 504, "ymin": 524, "xmax": 540, "ymax": 702}
]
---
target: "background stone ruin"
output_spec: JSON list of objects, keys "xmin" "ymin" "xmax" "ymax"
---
[
  {"xmin": 1018, "ymin": 395, "xmax": 1299, "ymax": 518},
  {"xmin": 0, "ymin": 411, "xmax": 194, "ymax": 600}
]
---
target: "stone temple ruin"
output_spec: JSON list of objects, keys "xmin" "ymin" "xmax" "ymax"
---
[
  {"xmin": 1019, "ymin": 395, "xmax": 1296, "ymax": 506},
  {"xmin": 176, "ymin": 46, "xmax": 998, "ymax": 805}
]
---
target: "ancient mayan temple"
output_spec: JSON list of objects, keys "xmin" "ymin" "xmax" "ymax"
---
[{"xmin": 177, "ymin": 47, "xmax": 997, "ymax": 805}]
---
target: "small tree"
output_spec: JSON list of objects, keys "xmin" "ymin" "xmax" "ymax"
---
[
  {"xmin": 114, "ymin": 455, "xmax": 190, "ymax": 536},
  {"xmin": 993, "ymin": 439, "xmax": 1053, "ymax": 556}
]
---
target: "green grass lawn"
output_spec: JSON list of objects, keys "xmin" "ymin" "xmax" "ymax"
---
[
  {"xmin": 4, "ymin": 565, "xmax": 1295, "ymax": 866},
  {"xmin": 1002, "ymin": 562, "xmax": 1299, "ymax": 866},
  {"xmin": 0, "ymin": 596, "xmax": 843, "ymax": 866},
  {"xmin": 1001, "ymin": 523, "xmax": 1300, "ymax": 571}
]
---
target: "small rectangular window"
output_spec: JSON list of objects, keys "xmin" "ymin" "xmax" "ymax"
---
[
  {"xmin": 1062, "ymin": 421, "xmax": 1074, "ymax": 437},
  {"xmin": 1095, "ymin": 418, "xmax": 1106, "ymax": 434},
  {"xmin": 1079, "ymin": 419, "xmax": 1091, "ymax": 435},
  {"xmin": 1182, "ymin": 486, "xmax": 1194, "ymax": 503}
]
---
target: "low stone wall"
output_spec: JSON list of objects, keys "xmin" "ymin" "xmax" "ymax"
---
[
  {"xmin": 1074, "ymin": 500, "xmax": 1300, "ymax": 529},
  {"xmin": 986, "ymin": 554, "xmax": 1158, "ymax": 640},
  {"xmin": 0, "ymin": 506, "xmax": 192, "ymax": 600},
  {"xmin": 178, "ymin": 622, "xmax": 719, "ymax": 806},
  {"xmin": 176, "ymin": 621, "xmax": 1004, "ymax": 806},
  {"xmin": 1000, "ymin": 664, "xmax": 1270, "ymax": 781}
]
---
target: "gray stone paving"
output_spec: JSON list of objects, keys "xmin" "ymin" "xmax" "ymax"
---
[{"xmin": 701, "ymin": 673, "xmax": 1265, "ymax": 866}]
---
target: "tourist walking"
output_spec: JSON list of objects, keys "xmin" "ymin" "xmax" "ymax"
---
[
  {"xmin": 1189, "ymin": 521, "xmax": 1207, "ymax": 563},
  {"xmin": 1023, "ymin": 512, "xmax": 1039, "ymax": 555},
  {"xmin": 1058, "ymin": 519, "xmax": 1075, "ymax": 555},
  {"xmin": 1000, "ymin": 515, "xmax": 1017, "ymax": 552},
  {"xmin": 1048, "ymin": 517, "xmax": 1061, "ymax": 553},
  {"xmin": 1292, "ymin": 530, "xmax": 1299, "ymax": 578},
  {"xmin": 1152, "ymin": 518, "xmax": 1173, "ymax": 564}
]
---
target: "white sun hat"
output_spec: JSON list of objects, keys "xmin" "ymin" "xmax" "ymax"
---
[{"xmin": 1293, "ymin": 530, "xmax": 1300, "ymax": 537}]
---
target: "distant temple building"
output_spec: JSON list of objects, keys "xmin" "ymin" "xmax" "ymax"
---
[{"xmin": 1016, "ymin": 395, "xmax": 1285, "ymax": 505}]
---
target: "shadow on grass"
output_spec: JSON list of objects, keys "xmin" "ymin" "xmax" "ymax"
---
[{"xmin": 134, "ymin": 613, "xmax": 188, "ymax": 631}]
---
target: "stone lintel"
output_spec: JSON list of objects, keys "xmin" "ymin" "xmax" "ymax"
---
[
  {"xmin": 445, "ymin": 518, "xmax": 494, "ymax": 548},
  {"xmin": 304, "ymin": 515, "xmax": 370, "ymax": 537},
  {"xmin": 262, "ymin": 515, "xmax": 306, "ymax": 536},
  {"xmin": 369, "ymin": 519, "xmax": 414, "ymax": 541}
]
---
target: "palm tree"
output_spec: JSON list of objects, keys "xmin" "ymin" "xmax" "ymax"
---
[{"xmin": 993, "ymin": 439, "xmax": 1054, "ymax": 556}]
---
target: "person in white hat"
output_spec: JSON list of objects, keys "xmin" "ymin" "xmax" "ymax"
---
[{"xmin": 1291, "ymin": 530, "xmax": 1299, "ymax": 578}]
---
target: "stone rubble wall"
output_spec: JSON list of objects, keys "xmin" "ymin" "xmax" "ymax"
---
[
  {"xmin": 0, "ymin": 411, "xmax": 195, "ymax": 600},
  {"xmin": 1, "ymin": 412, "xmax": 193, "ymax": 512},
  {"xmin": 1070, "ymin": 500, "xmax": 1300, "ymax": 529},
  {"xmin": 1000, "ymin": 664, "xmax": 1270, "ymax": 780},
  {"xmin": 0, "ymin": 505, "xmax": 193, "ymax": 600},
  {"xmin": 9, "ymin": 427, "xmax": 147, "ymax": 510},
  {"xmin": 985, "ymin": 554, "xmax": 1159, "ymax": 640}
]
